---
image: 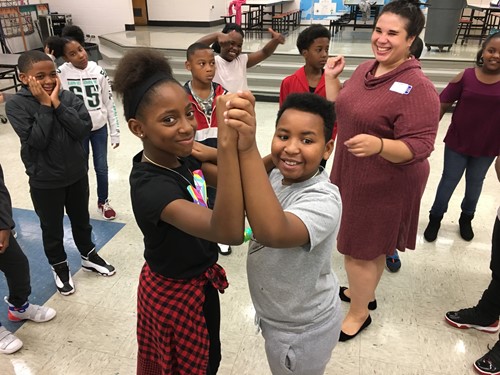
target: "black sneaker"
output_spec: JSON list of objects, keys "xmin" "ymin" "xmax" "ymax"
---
[
  {"xmin": 445, "ymin": 307, "xmax": 500, "ymax": 333},
  {"xmin": 474, "ymin": 341, "xmax": 500, "ymax": 375},
  {"xmin": 81, "ymin": 248, "xmax": 116, "ymax": 276},
  {"xmin": 51, "ymin": 261, "xmax": 75, "ymax": 296}
]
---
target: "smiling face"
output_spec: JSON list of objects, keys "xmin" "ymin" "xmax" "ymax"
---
[
  {"xmin": 302, "ymin": 37, "xmax": 330, "ymax": 70},
  {"xmin": 186, "ymin": 48, "xmax": 216, "ymax": 85},
  {"xmin": 481, "ymin": 37, "xmax": 500, "ymax": 74},
  {"xmin": 133, "ymin": 81, "xmax": 197, "ymax": 168},
  {"xmin": 20, "ymin": 60, "xmax": 58, "ymax": 95},
  {"xmin": 271, "ymin": 108, "xmax": 333, "ymax": 185},
  {"xmin": 219, "ymin": 30, "xmax": 243, "ymax": 62},
  {"xmin": 371, "ymin": 12, "xmax": 415, "ymax": 73},
  {"xmin": 63, "ymin": 40, "xmax": 88, "ymax": 70}
]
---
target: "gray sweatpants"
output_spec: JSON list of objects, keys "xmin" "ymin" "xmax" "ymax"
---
[{"xmin": 259, "ymin": 306, "xmax": 342, "ymax": 375}]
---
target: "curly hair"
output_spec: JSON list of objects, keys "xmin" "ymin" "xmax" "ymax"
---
[
  {"xmin": 113, "ymin": 48, "xmax": 176, "ymax": 120},
  {"xmin": 61, "ymin": 25, "xmax": 86, "ymax": 46},
  {"xmin": 277, "ymin": 93, "xmax": 336, "ymax": 142},
  {"xmin": 296, "ymin": 24, "xmax": 331, "ymax": 54},
  {"xmin": 44, "ymin": 36, "xmax": 65, "ymax": 59}
]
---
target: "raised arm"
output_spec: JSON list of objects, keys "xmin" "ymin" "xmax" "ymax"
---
[
  {"xmin": 196, "ymin": 32, "xmax": 224, "ymax": 47},
  {"xmin": 226, "ymin": 92, "xmax": 310, "ymax": 248},
  {"xmin": 247, "ymin": 28, "xmax": 285, "ymax": 68},
  {"xmin": 207, "ymin": 94, "xmax": 245, "ymax": 243},
  {"xmin": 324, "ymin": 56, "xmax": 344, "ymax": 102}
]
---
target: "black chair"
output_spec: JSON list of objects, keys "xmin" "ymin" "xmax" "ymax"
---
[{"xmin": 0, "ymin": 67, "xmax": 20, "ymax": 93}]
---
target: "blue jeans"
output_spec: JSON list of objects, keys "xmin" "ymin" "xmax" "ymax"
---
[
  {"xmin": 430, "ymin": 146, "xmax": 494, "ymax": 216},
  {"xmin": 82, "ymin": 126, "xmax": 109, "ymax": 205}
]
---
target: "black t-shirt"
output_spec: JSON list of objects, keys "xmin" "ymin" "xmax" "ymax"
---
[{"xmin": 129, "ymin": 151, "xmax": 218, "ymax": 279}]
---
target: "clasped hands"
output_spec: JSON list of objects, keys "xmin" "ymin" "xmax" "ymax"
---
[{"xmin": 216, "ymin": 91, "xmax": 257, "ymax": 153}]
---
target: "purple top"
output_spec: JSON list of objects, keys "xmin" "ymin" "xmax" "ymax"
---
[{"xmin": 440, "ymin": 67, "xmax": 500, "ymax": 157}]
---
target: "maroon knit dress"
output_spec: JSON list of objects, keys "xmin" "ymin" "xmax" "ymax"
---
[{"xmin": 330, "ymin": 58, "xmax": 440, "ymax": 260}]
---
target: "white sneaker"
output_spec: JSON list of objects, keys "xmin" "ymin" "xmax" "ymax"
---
[
  {"xmin": 5, "ymin": 297, "xmax": 56, "ymax": 323},
  {"xmin": 51, "ymin": 261, "xmax": 75, "ymax": 296},
  {"xmin": 81, "ymin": 248, "xmax": 116, "ymax": 276},
  {"xmin": 0, "ymin": 326, "xmax": 23, "ymax": 354}
]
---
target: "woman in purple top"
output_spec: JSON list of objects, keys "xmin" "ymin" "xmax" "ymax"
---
[
  {"xmin": 324, "ymin": 0, "xmax": 439, "ymax": 341},
  {"xmin": 424, "ymin": 32, "xmax": 500, "ymax": 243}
]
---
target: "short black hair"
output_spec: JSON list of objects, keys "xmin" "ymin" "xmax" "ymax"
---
[
  {"xmin": 296, "ymin": 24, "xmax": 331, "ymax": 54},
  {"xmin": 277, "ymin": 93, "xmax": 335, "ymax": 142},
  {"xmin": 113, "ymin": 48, "xmax": 176, "ymax": 120},
  {"xmin": 18, "ymin": 50, "xmax": 53, "ymax": 73},
  {"xmin": 476, "ymin": 31, "xmax": 500, "ymax": 66},
  {"xmin": 186, "ymin": 42, "xmax": 213, "ymax": 60},
  {"xmin": 44, "ymin": 36, "xmax": 65, "ymax": 58},
  {"xmin": 377, "ymin": 0, "xmax": 425, "ymax": 38},
  {"xmin": 61, "ymin": 25, "xmax": 85, "ymax": 46},
  {"xmin": 212, "ymin": 23, "xmax": 245, "ymax": 53}
]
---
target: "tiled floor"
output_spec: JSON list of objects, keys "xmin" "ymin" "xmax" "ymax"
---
[{"xmin": 0, "ymin": 24, "xmax": 498, "ymax": 375}]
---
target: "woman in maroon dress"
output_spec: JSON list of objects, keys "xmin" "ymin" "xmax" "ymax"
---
[{"xmin": 324, "ymin": 0, "xmax": 440, "ymax": 341}]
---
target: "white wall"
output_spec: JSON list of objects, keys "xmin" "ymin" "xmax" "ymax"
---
[
  {"xmin": 46, "ymin": 0, "xmax": 134, "ymax": 36},
  {"xmin": 147, "ymin": 0, "xmax": 226, "ymax": 22}
]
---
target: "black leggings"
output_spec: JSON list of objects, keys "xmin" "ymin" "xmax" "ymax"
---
[{"xmin": 203, "ymin": 283, "xmax": 221, "ymax": 375}]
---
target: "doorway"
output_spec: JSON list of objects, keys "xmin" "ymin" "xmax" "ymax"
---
[{"xmin": 132, "ymin": 0, "xmax": 148, "ymax": 26}]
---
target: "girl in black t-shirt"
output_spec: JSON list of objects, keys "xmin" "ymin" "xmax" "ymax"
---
[{"xmin": 113, "ymin": 48, "xmax": 251, "ymax": 375}]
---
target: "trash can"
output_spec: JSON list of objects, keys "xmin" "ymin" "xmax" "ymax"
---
[
  {"xmin": 424, "ymin": 0, "xmax": 466, "ymax": 52},
  {"xmin": 84, "ymin": 42, "xmax": 102, "ymax": 62}
]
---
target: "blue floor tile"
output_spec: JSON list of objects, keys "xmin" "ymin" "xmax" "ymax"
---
[{"xmin": 0, "ymin": 208, "xmax": 125, "ymax": 332}]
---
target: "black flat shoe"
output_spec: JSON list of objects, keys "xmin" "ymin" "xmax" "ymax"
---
[
  {"xmin": 339, "ymin": 287, "xmax": 377, "ymax": 310},
  {"xmin": 339, "ymin": 315, "xmax": 372, "ymax": 342}
]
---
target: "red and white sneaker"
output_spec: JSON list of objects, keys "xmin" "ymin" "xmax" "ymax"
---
[{"xmin": 98, "ymin": 200, "xmax": 116, "ymax": 220}]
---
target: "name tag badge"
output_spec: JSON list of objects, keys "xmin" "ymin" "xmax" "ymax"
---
[{"xmin": 389, "ymin": 82, "xmax": 413, "ymax": 95}]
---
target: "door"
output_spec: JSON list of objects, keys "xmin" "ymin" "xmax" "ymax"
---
[{"xmin": 132, "ymin": 0, "xmax": 148, "ymax": 26}]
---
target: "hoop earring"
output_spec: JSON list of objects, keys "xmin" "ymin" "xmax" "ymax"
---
[{"xmin": 480, "ymin": 56, "xmax": 484, "ymax": 64}]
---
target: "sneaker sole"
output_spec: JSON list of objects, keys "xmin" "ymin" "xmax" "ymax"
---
[
  {"xmin": 0, "ymin": 339, "xmax": 23, "ymax": 354},
  {"xmin": 58, "ymin": 288, "xmax": 75, "ymax": 296},
  {"xmin": 474, "ymin": 362, "xmax": 500, "ymax": 375},
  {"xmin": 82, "ymin": 266, "xmax": 116, "ymax": 277},
  {"xmin": 445, "ymin": 316, "xmax": 500, "ymax": 333}
]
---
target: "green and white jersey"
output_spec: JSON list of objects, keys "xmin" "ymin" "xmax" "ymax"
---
[{"xmin": 57, "ymin": 61, "xmax": 120, "ymax": 144}]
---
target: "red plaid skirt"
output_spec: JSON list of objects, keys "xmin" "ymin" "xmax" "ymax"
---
[{"xmin": 136, "ymin": 262, "xmax": 228, "ymax": 375}]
